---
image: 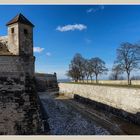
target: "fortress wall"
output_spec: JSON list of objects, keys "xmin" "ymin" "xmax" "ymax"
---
[
  {"xmin": 35, "ymin": 73, "xmax": 58, "ymax": 92},
  {"xmin": 0, "ymin": 76, "xmax": 44, "ymax": 134},
  {"xmin": 35, "ymin": 73, "xmax": 57, "ymax": 80},
  {"xmin": 0, "ymin": 56, "xmax": 24, "ymax": 77},
  {"xmin": 59, "ymin": 83, "xmax": 140, "ymax": 124},
  {"xmin": 21, "ymin": 56, "xmax": 35, "ymax": 76},
  {"xmin": 0, "ymin": 14, "xmax": 49, "ymax": 134},
  {"xmin": 0, "ymin": 57, "xmax": 47, "ymax": 134},
  {"xmin": 0, "ymin": 56, "xmax": 35, "ymax": 78}
]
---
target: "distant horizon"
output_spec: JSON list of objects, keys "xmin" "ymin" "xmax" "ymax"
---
[{"xmin": 0, "ymin": 5, "xmax": 140, "ymax": 79}]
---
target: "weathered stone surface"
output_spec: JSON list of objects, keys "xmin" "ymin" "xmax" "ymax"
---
[
  {"xmin": 7, "ymin": 23, "xmax": 19, "ymax": 55},
  {"xmin": 59, "ymin": 83, "xmax": 140, "ymax": 125},
  {"xmin": 0, "ymin": 14, "xmax": 52, "ymax": 134},
  {"xmin": 0, "ymin": 76, "xmax": 48, "ymax": 135},
  {"xmin": 35, "ymin": 73, "xmax": 59, "ymax": 92},
  {"xmin": 0, "ymin": 14, "xmax": 35, "ymax": 77}
]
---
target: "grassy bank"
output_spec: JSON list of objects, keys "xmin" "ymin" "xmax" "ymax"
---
[{"xmin": 60, "ymin": 82, "xmax": 140, "ymax": 89}]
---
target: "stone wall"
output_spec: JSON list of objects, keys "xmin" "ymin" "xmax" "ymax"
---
[
  {"xmin": 59, "ymin": 83, "xmax": 140, "ymax": 124},
  {"xmin": 0, "ymin": 56, "xmax": 24, "ymax": 77},
  {"xmin": 0, "ymin": 75, "xmax": 48, "ymax": 134},
  {"xmin": 19, "ymin": 23, "xmax": 33, "ymax": 56},
  {"xmin": 6, "ymin": 23, "xmax": 35, "ymax": 76},
  {"xmin": 21, "ymin": 55, "xmax": 35, "ymax": 77},
  {"xmin": 7, "ymin": 23, "xmax": 19, "ymax": 55},
  {"xmin": 35, "ymin": 73, "xmax": 58, "ymax": 92},
  {"xmin": 0, "ymin": 55, "xmax": 35, "ymax": 77},
  {"xmin": 18, "ymin": 23, "xmax": 35, "ymax": 76}
]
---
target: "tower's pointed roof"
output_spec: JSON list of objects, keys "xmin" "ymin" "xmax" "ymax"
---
[{"xmin": 6, "ymin": 13, "xmax": 34, "ymax": 27}]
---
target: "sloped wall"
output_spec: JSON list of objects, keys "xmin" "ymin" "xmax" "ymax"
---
[{"xmin": 59, "ymin": 83, "xmax": 140, "ymax": 124}]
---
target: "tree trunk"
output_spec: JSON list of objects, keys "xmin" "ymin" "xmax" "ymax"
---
[
  {"xmin": 95, "ymin": 74, "xmax": 98, "ymax": 84},
  {"xmin": 82, "ymin": 77, "xmax": 84, "ymax": 83},
  {"xmin": 115, "ymin": 74, "xmax": 118, "ymax": 80},
  {"xmin": 127, "ymin": 72, "xmax": 130, "ymax": 85},
  {"xmin": 86, "ymin": 77, "xmax": 88, "ymax": 83},
  {"xmin": 90, "ymin": 76, "xmax": 92, "ymax": 83},
  {"xmin": 76, "ymin": 77, "xmax": 78, "ymax": 83}
]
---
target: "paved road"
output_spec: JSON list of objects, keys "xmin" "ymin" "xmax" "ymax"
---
[{"xmin": 39, "ymin": 92, "xmax": 140, "ymax": 135}]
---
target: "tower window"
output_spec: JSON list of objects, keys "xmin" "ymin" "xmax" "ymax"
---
[
  {"xmin": 24, "ymin": 29, "xmax": 28, "ymax": 35},
  {"xmin": 11, "ymin": 28, "xmax": 14, "ymax": 33}
]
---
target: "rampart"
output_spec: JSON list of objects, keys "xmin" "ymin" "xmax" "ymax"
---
[{"xmin": 59, "ymin": 83, "xmax": 140, "ymax": 125}]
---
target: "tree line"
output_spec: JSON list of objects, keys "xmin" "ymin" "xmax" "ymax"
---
[{"xmin": 66, "ymin": 42, "xmax": 140, "ymax": 85}]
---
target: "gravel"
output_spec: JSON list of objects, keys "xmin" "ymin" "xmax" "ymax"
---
[{"xmin": 39, "ymin": 93, "xmax": 110, "ymax": 135}]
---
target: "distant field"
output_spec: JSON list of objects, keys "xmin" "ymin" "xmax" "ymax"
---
[
  {"xmin": 96, "ymin": 80, "xmax": 140, "ymax": 85},
  {"xmin": 61, "ymin": 80, "xmax": 140, "ymax": 89}
]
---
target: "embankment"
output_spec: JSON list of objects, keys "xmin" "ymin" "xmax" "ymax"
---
[{"xmin": 59, "ymin": 83, "xmax": 140, "ymax": 125}]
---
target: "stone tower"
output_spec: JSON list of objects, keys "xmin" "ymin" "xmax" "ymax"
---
[
  {"xmin": 0, "ymin": 14, "xmax": 50, "ymax": 135},
  {"xmin": 6, "ymin": 13, "xmax": 35, "ymax": 76}
]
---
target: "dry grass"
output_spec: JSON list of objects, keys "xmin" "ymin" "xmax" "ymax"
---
[{"xmin": 62, "ymin": 82, "xmax": 140, "ymax": 89}]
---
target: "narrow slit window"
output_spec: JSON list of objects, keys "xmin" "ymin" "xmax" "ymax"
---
[
  {"xmin": 24, "ymin": 29, "xmax": 28, "ymax": 35},
  {"xmin": 11, "ymin": 28, "xmax": 14, "ymax": 33}
]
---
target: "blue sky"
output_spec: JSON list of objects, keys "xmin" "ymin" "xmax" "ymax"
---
[{"xmin": 0, "ymin": 5, "xmax": 140, "ymax": 79}]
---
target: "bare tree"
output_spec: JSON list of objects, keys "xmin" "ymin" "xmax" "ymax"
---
[
  {"xmin": 67, "ymin": 54, "xmax": 108, "ymax": 84},
  {"xmin": 66, "ymin": 65, "xmax": 80, "ymax": 82},
  {"xmin": 67, "ymin": 53, "xmax": 85, "ymax": 82},
  {"xmin": 90, "ymin": 57, "xmax": 108, "ymax": 83},
  {"xmin": 83, "ymin": 59, "xmax": 91, "ymax": 82},
  {"xmin": 109, "ymin": 64, "xmax": 123, "ymax": 80},
  {"xmin": 88, "ymin": 59, "xmax": 94, "ymax": 82},
  {"xmin": 115, "ymin": 42, "xmax": 140, "ymax": 85}
]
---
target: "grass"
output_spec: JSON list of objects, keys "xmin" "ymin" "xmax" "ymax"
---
[{"xmin": 61, "ymin": 82, "xmax": 140, "ymax": 89}]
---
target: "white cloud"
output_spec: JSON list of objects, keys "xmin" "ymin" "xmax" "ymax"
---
[
  {"xmin": 87, "ymin": 8, "xmax": 94, "ymax": 13},
  {"xmin": 34, "ymin": 47, "xmax": 44, "ymax": 53},
  {"xmin": 87, "ymin": 8, "xmax": 97, "ymax": 13},
  {"xmin": 85, "ymin": 38, "xmax": 92, "ymax": 44},
  {"xmin": 46, "ymin": 52, "xmax": 51, "ymax": 56},
  {"xmin": 87, "ymin": 5, "xmax": 105, "ymax": 13},
  {"xmin": 56, "ymin": 24, "xmax": 87, "ymax": 32}
]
